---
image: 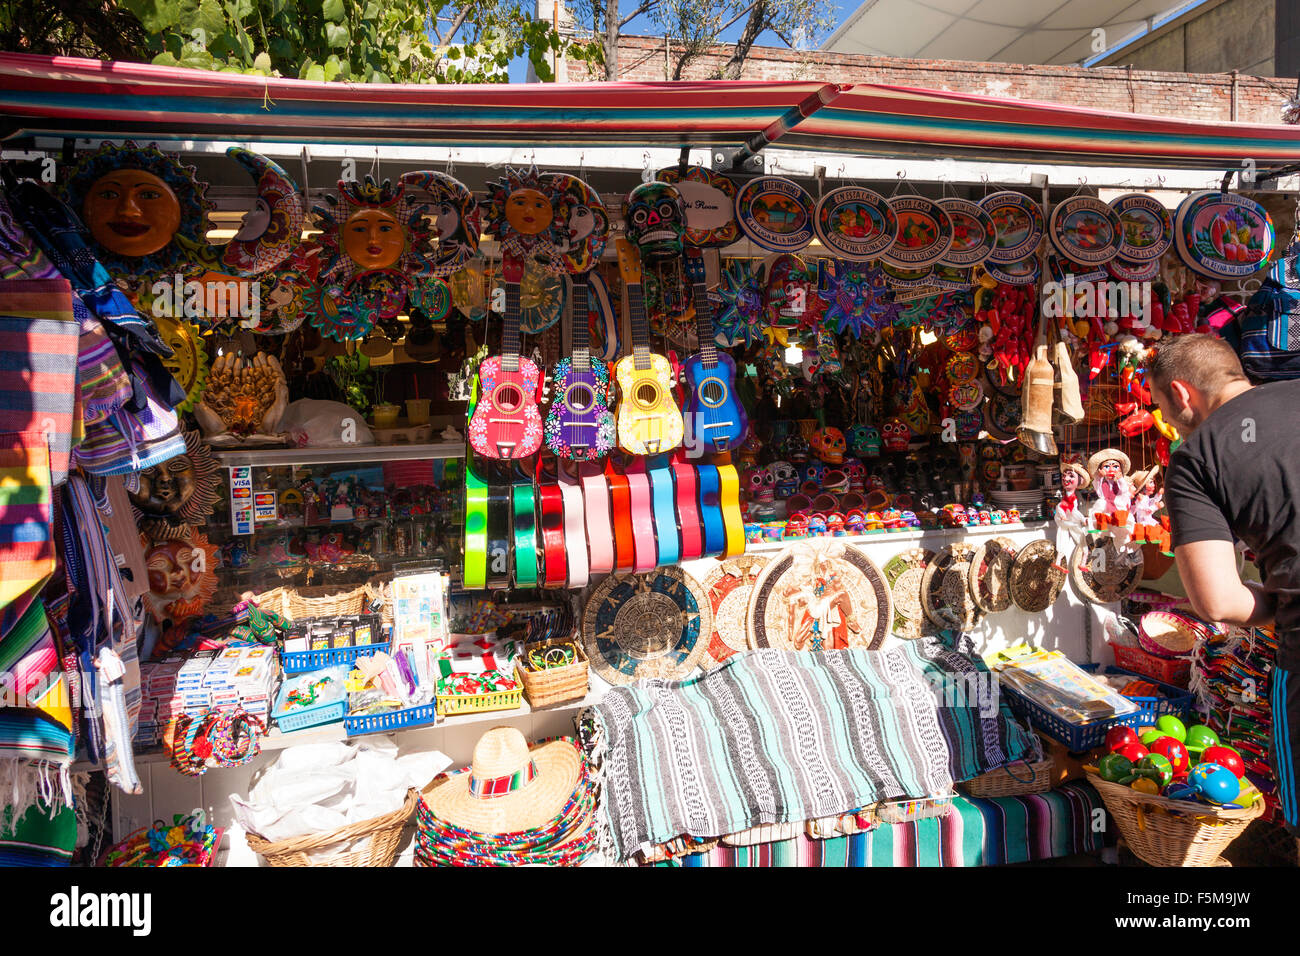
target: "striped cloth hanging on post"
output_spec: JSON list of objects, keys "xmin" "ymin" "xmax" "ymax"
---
[{"xmin": 0, "ymin": 430, "xmax": 55, "ymax": 637}]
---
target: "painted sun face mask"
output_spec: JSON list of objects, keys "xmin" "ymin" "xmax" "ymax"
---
[
  {"xmin": 64, "ymin": 141, "xmax": 303, "ymax": 280},
  {"xmin": 544, "ymin": 174, "xmax": 610, "ymax": 275},
  {"xmin": 623, "ymin": 181, "xmax": 686, "ymax": 264},
  {"xmin": 485, "ymin": 165, "xmax": 558, "ymax": 261}
]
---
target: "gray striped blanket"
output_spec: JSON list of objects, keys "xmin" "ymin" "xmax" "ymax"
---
[{"xmin": 587, "ymin": 639, "xmax": 1035, "ymax": 860}]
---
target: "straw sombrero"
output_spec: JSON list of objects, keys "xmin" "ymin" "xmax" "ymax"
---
[
  {"xmin": 1060, "ymin": 461, "xmax": 1091, "ymax": 489},
  {"xmin": 423, "ymin": 727, "xmax": 583, "ymax": 835},
  {"xmin": 1129, "ymin": 463, "xmax": 1160, "ymax": 491},
  {"xmin": 1087, "ymin": 448, "xmax": 1131, "ymax": 481}
]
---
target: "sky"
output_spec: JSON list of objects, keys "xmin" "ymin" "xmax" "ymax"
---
[{"xmin": 505, "ymin": 0, "xmax": 857, "ymax": 81}]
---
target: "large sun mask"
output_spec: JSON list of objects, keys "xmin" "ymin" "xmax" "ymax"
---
[{"xmin": 485, "ymin": 165, "xmax": 557, "ymax": 261}]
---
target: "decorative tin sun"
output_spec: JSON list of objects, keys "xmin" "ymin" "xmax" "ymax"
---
[
  {"xmin": 714, "ymin": 259, "xmax": 766, "ymax": 347},
  {"xmin": 817, "ymin": 261, "xmax": 900, "ymax": 338}
]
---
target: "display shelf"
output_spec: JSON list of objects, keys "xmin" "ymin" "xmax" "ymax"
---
[
  {"xmin": 739, "ymin": 518, "xmax": 1050, "ymax": 555},
  {"xmin": 213, "ymin": 441, "xmax": 465, "ymax": 468},
  {"xmin": 80, "ymin": 676, "xmax": 609, "ymax": 773}
]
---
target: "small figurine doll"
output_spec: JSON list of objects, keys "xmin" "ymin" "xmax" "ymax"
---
[
  {"xmin": 1129, "ymin": 465, "xmax": 1170, "ymax": 554},
  {"xmin": 300, "ymin": 478, "xmax": 322, "ymax": 526},
  {"xmin": 1087, "ymin": 448, "xmax": 1135, "ymax": 544},
  {"xmin": 1054, "ymin": 460, "xmax": 1091, "ymax": 553},
  {"xmin": 330, "ymin": 477, "xmax": 356, "ymax": 522}
]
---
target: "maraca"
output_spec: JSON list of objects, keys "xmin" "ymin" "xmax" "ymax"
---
[
  {"xmin": 1097, "ymin": 752, "xmax": 1135, "ymax": 783},
  {"xmin": 1130, "ymin": 777, "xmax": 1161, "ymax": 795},
  {"xmin": 1155, "ymin": 715, "xmax": 1187, "ymax": 742},
  {"xmin": 1184, "ymin": 724, "xmax": 1220, "ymax": 757},
  {"xmin": 1135, "ymin": 753, "xmax": 1175, "ymax": 787},
  {"xmin": 1106, "ymin": 726, "xmax": 1140, "ymax": 751},
  {"xmin": 1114, "ymin": 742, "xmax": 1149, "ymax": 764},
  {"xmin": 1188, "ymin": 763, "xmax": 1239, "ymax": 804},
  {"xmin": 1200, "ymin": 745, "xmax": 1245, "ymax": 779},
  {"xmin": 1147, "ymin": 736, "xmax": 1190, "ymax": 774}
]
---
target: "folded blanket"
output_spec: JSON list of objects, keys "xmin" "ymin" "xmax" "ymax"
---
[{"xmin": 586, "ymin": 638, "xmax": 1034, "ymax": 861}]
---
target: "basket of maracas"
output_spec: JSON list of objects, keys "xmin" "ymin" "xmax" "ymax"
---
[{"xmin": 1086, "ymin": 717, "xmax": 1263, "ymax": 867}]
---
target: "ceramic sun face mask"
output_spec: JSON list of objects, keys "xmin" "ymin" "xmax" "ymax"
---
[
  {"xmin": 485, "ymin": 166, "xmax": 558, "ymax": 261},
  {"xmin": 64, "ymin": 141, "xmax": 303, "ymax": 280},
  {"xmin": 342, "ymin": 208, "xmax": 405, "ymax": 270}
]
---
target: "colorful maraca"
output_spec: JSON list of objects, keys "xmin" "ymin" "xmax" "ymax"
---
[
  {"xmin": 1155, "ymin": 715, "xmax": 1187, "ymax": 742},
  {"xmin": 1200, "ymin": 745, "xmax": 1245, "ymax": 779},
  {"xmin": 1184, "ymin": 724, "xmax": 1220, "ymax": 758},
  {"xmin": 1135, "ymin": 753, "xmax": 1175, "ymax": 787},
  {"xmin": 1188, "ymin": 763, "xmax": 1239, "ymax": 804},
  {"xmin": 1147, "ymin": 736, "xmax": 1190, "ymax": 774}
]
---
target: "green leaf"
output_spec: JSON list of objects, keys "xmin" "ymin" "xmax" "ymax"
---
[
  {"xmin": 321, "ymin": 0, "xmax": 344, "ymax": 21},
  {"xmin": 196, "ymin": 0, "xmax": 226, "ymax": 39},
  {"xmin": 323, "ymin": 53, "xmax": 343, "ymax": 80},
  {"xmin": 253, "ymin": 50, "xmax": 272, "ymax": 72},
  {"xmin": 304, "ymin": 63, "xmax": 326, "ymax": 81},
  {"xmin": 325, "ymin": 21, "xmax": 350, "ymax": 48},
  {"xmin": 152, "ymin": 50, "xmax": 181, "ymax": 67},
  {"xmin": 178, "ymin": 48, "xmax": 215, "ymax": 69}
]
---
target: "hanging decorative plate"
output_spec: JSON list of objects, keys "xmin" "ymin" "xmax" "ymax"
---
[
  {"xmin": 920, "ymin": 542, "xmax": 979, "ymax": 631},
  {"xmin": 1174, "ymin": 190, "xmax": 1275, "ymax": 279},
  {"xmin": 884, "ymin": 548, "xmax": 934, "ymax": 641},
  {"xmin": 944, "ymin": 326, "xmax": 980, "ymax": 353},
  {"xmin": 813, "ymin": 186, "xmax": 898, "ymax": 261},
  {"xmin": 544, "ymin": 173, "xmax": 610, "ymax": 274},
  {"xmin": 946, "ymin": 351, "xmax": 980, "ymax": 383},
  {"xmin": 1069, "ymin": 538, "xmax": 1144, "ymax": 604},
  {"xmin": 1108, "ymin": 193, "xmax": 1173, "ymax": 262},
  {"xmin": 981, "ymin": 191, "xmax": 1045, "ymax": 264},
  {"xmin": 747, "ymin": 539, "xmax": 892, "ymax": 652},
  {"xmin": 254, "ymin": 267, "xmax": 315, "ymax": 334},
  {"xmin": 734, "ymin": 176, "xmax": 815, "ymax": 252},
  {"xmin": 1049, "ymin": 195, "xmax": 1122, "ymax": 265},
  {"xmin": 938, "ymin": 198, "xmax": 996, "ymax": 268},
  {"xmin": 948, "ymin": 379, "xmax": 984, "ymax": 411},
  {"xmin": 983, "ymin": 257, "xmax": 1040, "ymax": 286},
  {"xmin": 700, "ymin": 555, "xmax": 767, "ymax": 669},
  {"xmin": 967, "ymin": 536, "xmax": 1018, "ymax": 613},
  {"xmin": 880, "ymin": 261, "xmax": 936, "ymax": 288},
  {"xmin": 881, "ymin": 196, "xmax": 952, "ymax": 269},
  {"xmin": 408, "ymin": 276, "xmax": 452, "ymax": 321},
  {"xmin": 932, "ymin": 264, "xmax": 974, "ymax": 290},
  {"xmin": 519, "ymin": 260, "xmax": 566, "ymax": 334},
  {"xmin": 1108, "ymin": 257, "xmax": 1160, "ymax": 283},
  {"xmin": 307, "ymin": 285, "xmax": 372, "ymax": 342},
  {"xmin": 152, "ymin": 313, "xmax": 208, "ymax": 413},
  {"xmin": 984, "ymin": 389, "xmax": 1020, "ymax": 440},
  {"xmin": 657, "ymin": 165, "xmax": 739, "ymax": 248},
  {"xmin": 1046, "ymin": 253, "xmax": 1107, "ymax": 286},
  {"xmin": 400, "ymin": 170, "xmax": 481, "ymax": 277},
  {"xmin": 1008, "ymin": 539, "xmax": 1066, "ymax": 612},
  {"xmin": 581, "ymin": 567, "xmax": 711, "ymax": 685}
]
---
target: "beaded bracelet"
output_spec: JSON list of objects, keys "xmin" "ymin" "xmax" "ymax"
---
[{"xmin": 206, "ymin": 710, "xmax": 266, "ymax": 768}]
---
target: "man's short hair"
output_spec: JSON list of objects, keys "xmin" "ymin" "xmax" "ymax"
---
[{"xmin": 1147, "ymin": 334, "xmax": 1248, "ymax": 400}]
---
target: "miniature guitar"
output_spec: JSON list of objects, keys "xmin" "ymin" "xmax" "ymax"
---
[
  {"xmin": 682, "ymin": 248, "xmax": 748, "ymax": 453},
  {"xmin": 578, "ymin": 459, "xmax": 615, "ymax": 575},
  {"xmin": 670, "ymin": 451, "xmax": 704, "ymax": 561},
  {"xmin": 484, "ymin": 459, "xmax": 513, "ymax": 589},
  {"xmin": 613, "ymin": 237, "xmax": 684, "ymax": 455},
  {"xmin": 695, "ymin": 462, "xmax": 726, "ymax": 558},
  {"xmin": 545, "ymin": 276, "xmax": 616, "ymax": 461},
  {"xmin": 468, "ymin": 252, "xmax": 544, "ymax": 459},
  {"xmin": 646, "ymin": 453, "xmax": 680, "ymax": 566},
  {"xmin": 716, "ymin": 456, "xmax": 745, "ymax": 558},
  {"xmin": 536, "ymin": 458, "xmax": 567, "ymax": 590},
  {"xmin": 510, "ymin": 458, "xmax": 539, "ymax": 588},
  {"xmin": 463, "ymin": 375, "xmax": 489, "ymax": 589}
]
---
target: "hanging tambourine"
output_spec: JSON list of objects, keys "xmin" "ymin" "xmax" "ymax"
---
[
  {"xmin": 881, "ymin": 196, "xmax": 953, "ymax": 269},
  {"xmin": 938, "ymin": 198, "xmax": 996, "ymax": 268},
  {"xmin": 981, "ymin": 191, "xmax": 1045, "ymax": 265},
  {"xmin": 1108, "ymin": 193, "xmax": 1173, "ymax": 262},
  {"xmin": 813, "ymin": 186, "xmax": 898, "ymax": 261},
  {"xmin": 1174, "ymin": 190, "xmax": 1275, "ymax": 279},
  {"xmin": 152, "ymin": 313, "xmax": 208, "ymax": 413},
  {"xmin": 656, "ymin": 165, "xmax": 739, "ymax": 248},
  {"xmin": 1049, "ymin": 195, "xmax": 1122, "ymax": 265},
  {"xmin": 400, "ymin": 170, "xmax": 480, "ymax": 277},
  {"xmin": 734, "ymin": 176, "xmax": 815, "ymax": 252}
]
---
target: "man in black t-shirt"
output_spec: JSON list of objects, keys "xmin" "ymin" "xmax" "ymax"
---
[{"xmin": 1149, "ymin": 334, "xmax": 1300, "ymax": 835}]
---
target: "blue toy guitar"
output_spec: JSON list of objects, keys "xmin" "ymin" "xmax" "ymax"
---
[{"xmin": 682, "ymin": 247, "xmax": 748, "ymax": 454}]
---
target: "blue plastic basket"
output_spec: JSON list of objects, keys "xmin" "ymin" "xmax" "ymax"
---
[
  {"xmin": 343, "ymin": 702, "xmax": 439, "ymax": 737},
  {"xmin": 273, "ymin": 683, "xmax": 347, "ymax": 733},
  {"xmin": 281, "ymin": 642, "xmax": 390, "ymax": 675},
  {"xmin": 1001, "ymin": 664, "xmax": 1195, "ymax": 752}
]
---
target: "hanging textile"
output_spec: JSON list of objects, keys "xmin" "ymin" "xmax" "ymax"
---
[{"xmin": 0, "ymin": 430, "xmax": 55, "ymax": 633}]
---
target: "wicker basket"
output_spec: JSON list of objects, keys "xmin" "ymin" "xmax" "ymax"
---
[
  {"xmin": 251, "ymin": 579, "xmax": 390, "ymax": 624},
  {"xmin": 1088, "ymin": 773, "xmax": 1264, "ymax": 866},
  {"xmin": 959, "ymin": 757, "xmax": 1056, "ymax": 798},
  {"xmin": 244, "ymin": 788, "xmax": 418, "ymax": 867},
  {"xmin": 517, "ymin": 638, "xmax": 589, "ymax": 709}
]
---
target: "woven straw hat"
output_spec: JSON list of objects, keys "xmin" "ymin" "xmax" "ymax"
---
[
  {"xmin": 423, "ymin": 727, "xmax": 583, "ymax": 834},
  {"xmin": 1130, "ymin": 463, "xmax": 1160, "ymax": 491},
  {"xmin": 1060, "ymin": 461, "xmax": 1091, "ymax": 489},
  {"xmin": 1087, "ymin": 448, "xmax": 1131, "ymax": 481}
]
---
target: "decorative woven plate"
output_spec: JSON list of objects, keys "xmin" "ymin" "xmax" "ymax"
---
[
  {"xmin": 981, "ymin": 191, "xmax": 1045, "ymax": 264},
  {"xmin": 881, "ymin": 196, "xmax": 953, "ymax": 269},
  {"xmin": 581, "ymin": 567, "xmax": 711, "ymax": 685},
  {"xmin": 884, "ymin": 548, "xmax": 934, "ymax": 641},
  {"xmin": 700, "ymin": 555, "xmax": 767, "ymax": 669},
  {"xmin": 921, "ymin": 542, "xmax": 979, "ymax": 630},
  {"xmin": 747, "ymin": 539, "xmax": 892, "ymax": 652},
  {"xmin": 814, "ymin": 186, "xmax": 898, "ymax": 261},
  {"xmin": 967, "ymin": 536, "xmax": 1018, "ymax": 613},
  {"xmin": 1009, "ymin": 539, "xmax": 1066, "ymax": 612},
  {"xmin": 938, "ymin": 197, "xmax": 996, "ymax": 268},
  {"xmin": 1138, "ymin": 610, "xmax": 1206, "ymax": 658},
  {"xmin": 1069, "ymin": 537, "xmax": 1144, "ymax": 605}
]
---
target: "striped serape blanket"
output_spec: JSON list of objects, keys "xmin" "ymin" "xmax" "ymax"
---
[
  {"xmin": 588, "ymin": 639, "xmax": 1035, "ymax": 861},
  {"xmin": 650, "ymin": 781, "xmax": 1104, "ymax": 867}
]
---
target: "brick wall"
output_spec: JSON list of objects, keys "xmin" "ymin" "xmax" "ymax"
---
[{"xmin": 565, "ymin": 35, "xmax": 1289, "ymax": 125}]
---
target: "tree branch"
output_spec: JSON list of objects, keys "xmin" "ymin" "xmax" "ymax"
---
[
  {"xmin": 716, "ymin": 1, "xmax": 756, "ymax": 35},
  {"xmin": 619, "ymin": 0, "xmax": 657, "ymax": 29},
  {"xmin": 440, "ymin": 6, "xmax": 472, "ymax": 44}
]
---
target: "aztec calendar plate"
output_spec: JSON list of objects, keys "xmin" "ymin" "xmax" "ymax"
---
[
  {"xmin": 1009, "ymin": 539, "xmax": 1066, "ymax": 613},
  {"xmin": 883, "ymin": 548, "xmax": 934, "ymax": 641},
  {"xmin": 920, "ymin": 542, "xmax": 979, "ymax": 631},
  {"xmin": 967, "ymin": 536, "xmax": 1018, "ymax": 613},
  {"xmin": 700, "ymin": 555, "xmax": 767, "ymax": 670},
  {"xmin": 747, "ymin": 539, "xmax": 892, "ymax": 652},
  {"xmin": 1069, "ymin": 536, "xmax": 1144, "ymax": 604},
  {"xmin": 581, "ymin": 567, "xmax": 712, "ymax": 685}
]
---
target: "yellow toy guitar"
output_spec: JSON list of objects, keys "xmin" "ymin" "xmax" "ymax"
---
[{"xmin": 613, "ymin": 237, "xmax": 684, "ymax": 455}]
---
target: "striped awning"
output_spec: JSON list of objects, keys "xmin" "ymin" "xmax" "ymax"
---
[{"xmin": 3, "ymin": 52, "xmax": 1298, "ymax": 170}]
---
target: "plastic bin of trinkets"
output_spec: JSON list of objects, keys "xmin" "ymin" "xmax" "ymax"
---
[
  {"xmin": 281, "ymin": 614, "xmax": 389, "ymax": 674},
  {"xmin": 273, "ymin": 665, "xmax": 350, "ymax": 732}
]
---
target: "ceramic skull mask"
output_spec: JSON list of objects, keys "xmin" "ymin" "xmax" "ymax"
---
[
  {"xmin": 744, "ymin": 466, "xmax": 775, "ymax": 502},
  {"xmin": 782, "ymin": 433, "xmax": 810, "ymax": 464},
  {"xmin": 622, "ymin": 181, "xmax": 686, "ymax": 264},
  {"xmin": 882, "ymin": 418, "xmax": 911, "ymax": 453},
  {"xmin": 810, "ymin": 427, "xmax": 846, "ymax": 464},
  {"xmin": 769, "ymin": 461, "xmax": 799, "ymax": 498},
  {"xmin": 842, "ymin": 459, "xmax": 866, "ymax": 492},
  {"xmin": 800, "ymin": 461, "xmax": 827, "ymax": 489},
  {"xmin": 847, "ymin": 424, "xmax": 881, "ymax": 459}
]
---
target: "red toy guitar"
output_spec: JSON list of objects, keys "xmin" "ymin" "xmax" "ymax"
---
[{"xmin": 468, "ymin": 252, "xmax": 544, "ymax": 459}]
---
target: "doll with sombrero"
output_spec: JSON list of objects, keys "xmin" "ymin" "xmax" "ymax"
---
[
  {"xmin": 1086, "ymin": 448, "xmax": 1135, "ymax": 544},
  {"xmin": 1129, "ymin": 464, "xmax": 1171, "ymax": 555},
  {"xmin": 1054, "ymin": 458, "xmax": 1091, "ymax": 554}
]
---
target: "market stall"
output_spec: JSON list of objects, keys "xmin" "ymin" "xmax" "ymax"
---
[{"xmin": 0, "ymin": 51, "xmax": 1295, "ymax": 868}]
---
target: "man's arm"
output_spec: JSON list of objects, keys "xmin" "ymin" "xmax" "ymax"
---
[{"xmin": 1173, "ymin": 539, "xmax": 1276, "ymax": 627}]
